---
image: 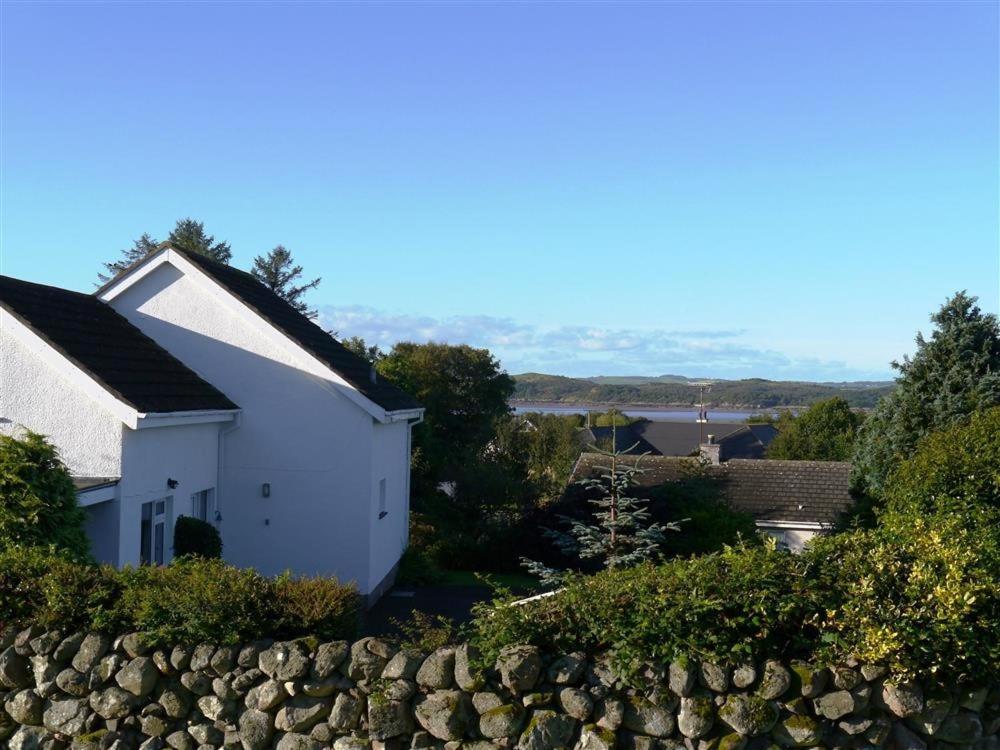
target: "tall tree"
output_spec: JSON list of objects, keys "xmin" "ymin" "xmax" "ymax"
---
[
  {"xmin": 377, "ymin": 342, "xmax": 515, "ymax": 485},
  {"xmin": 98, "ymin": 233, "xmax": 159, "ymax": 284},
  {"xmin": 250, "ymin": 245, "xmax": 321, "ymax": 318},
  {"xmin": 852, "ymin": 291, "xmax": 1000, "ymax": 497},
  {"xmin": 167, "ymin": 218, "xmax": 232, "ymax": 264},
  {"xmin": 767, "ymin": 397, "xmax": 862, "ymax": 461},
  {"xmin": 342, "ymin": 336, "xmax": 384, "ymax": 364}
]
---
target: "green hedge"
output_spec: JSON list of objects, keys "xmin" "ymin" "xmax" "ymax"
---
[
  {"xmin": 0, "ymin": 549, "xmax": 361, "ymax": 646},
  {"xmin": 470, "ymin": 519, "xmax": 999, "ymax": 684}
]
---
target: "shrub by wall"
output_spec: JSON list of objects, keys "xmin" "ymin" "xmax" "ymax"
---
[
  {"xmin": 1, "ymin": 629, "xmax": 997, "ymax": 750},
  {"xmin": 173, "ymin": 517, "xmax": 224, "ymax": 559},
  {"xmin": 0, "ymin": 550, "xmax": 361, "ymax": 647}
]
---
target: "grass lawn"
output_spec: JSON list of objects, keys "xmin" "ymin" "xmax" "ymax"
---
[{"xmin": 438, "ymin": 569, "xmax": 541, "ymax": 591}]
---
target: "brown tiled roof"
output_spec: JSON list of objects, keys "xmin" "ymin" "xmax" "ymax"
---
[
  {"xmin": 176, "ymin": 250, "xmax": 421, "ymax": 414},
  {"xmin": 1, "ymin": 275, "xmax": 239, "ymax": 414},
  {"xmin": 569, "ymin": 452, "xmax": 854, "ymax": 525}
]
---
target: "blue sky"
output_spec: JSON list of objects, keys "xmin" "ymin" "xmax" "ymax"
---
[{"xmin": 2, "ymin": 1, "xmax": 997, "ymax": 381}]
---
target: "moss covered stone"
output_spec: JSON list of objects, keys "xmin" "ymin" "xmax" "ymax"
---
[
  {"xmin": 771, "ymin": 714, "xmax": 822, "ymax": 747},
  {"xmin": 719, "ymin": 695, "xmax": 778, "ymax": 737}
]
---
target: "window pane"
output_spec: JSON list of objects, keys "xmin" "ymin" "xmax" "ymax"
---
[{"xmin": 154, "ymin": 522, "xmax": 164, "ymax": 565}]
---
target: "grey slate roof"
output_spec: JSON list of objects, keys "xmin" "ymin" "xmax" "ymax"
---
[
  {"xmin": 176, "ymin": 250, "xmax": 421, "ymax": 414},
  {"xmin": 1, "ymin": 275, "xmax": 239, "ymax": 414},
  {"xmin": 584, "ymin": 421, "xmax": 777, "ymax": 459},
  {"xmin": 569, "ymin": 452, "xmax": 854, "ymax": 525}
]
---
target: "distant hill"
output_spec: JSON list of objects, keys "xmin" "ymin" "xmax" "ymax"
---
[{"xmin": 512, "ymin": 373, "xmax": 894, "ymax": 409}]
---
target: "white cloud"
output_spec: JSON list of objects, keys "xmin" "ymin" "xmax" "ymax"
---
[{"xmin": 318, "ymin": 304, "xmax": 890, "ymax": 381}]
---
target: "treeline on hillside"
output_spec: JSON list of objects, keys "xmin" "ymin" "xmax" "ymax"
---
[{"xmin": 513, "ymin": 373, "xmax": 894, "ymax": 408}]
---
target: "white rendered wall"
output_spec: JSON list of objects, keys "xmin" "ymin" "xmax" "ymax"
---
[
  {"xmin": 117, "ymin": 422, "xmax": 222, "ymax": 567},
  {"xmin": 0, "ymin": 330, "xmax": 123, "ymax": 478},
  {"xmin": 368, "ymin": 420, "xmax": 410, "ymax": 593},
  {"xmin": 108, "ymin": 263, "xmax": 384, "ymax": 590}
]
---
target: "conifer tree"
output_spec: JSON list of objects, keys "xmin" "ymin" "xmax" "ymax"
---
[
  {"xmin": 167, "ymin": 218, "xmax": 232, "ymax": 264},
  {"xmin": 522, "ymin": 425, "xmax": 679, "ymax": 587},
  {"xmin": 852, "ymin": 291, "xmax": 1000, "ymax": 497},
  {"xmin": 98, "ymin": 232, "xmax": 159, "ymax": 284},
  {"xmin": 250, "ymin": 245, "xmax": 321, "ymax": 318}
]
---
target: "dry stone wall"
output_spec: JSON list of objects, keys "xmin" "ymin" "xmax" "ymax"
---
[{"xmin": 1, "ymin": 627, "xmax": 997, "ymax": 750}]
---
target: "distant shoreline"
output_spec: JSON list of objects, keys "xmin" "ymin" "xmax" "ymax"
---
[{"xmin": 511, "ymin": 400, "xmax": 797, "ymax": 412}]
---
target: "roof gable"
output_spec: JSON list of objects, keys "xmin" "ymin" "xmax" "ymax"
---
[
  {"xmin": 98, "ymin": 247, "xmax": 421, "ymax": 419},
  {"xmin": 1, "ymin": 275, "xmax": 239, "ymax": 419}
]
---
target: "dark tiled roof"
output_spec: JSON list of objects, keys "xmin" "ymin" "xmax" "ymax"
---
[
  {"xmin": 177, "ymin": 250, "xmax": 421, "ymax": 413},
  {"xmin": 1, "ymin": 275, "xmax": 239, "ymax": 414},
  {"xmin": 583, "ymin": 421, "xmax": 776, "ymax": 459},
  {"xmin": 583, "ymin": 426, "xmax": 658, "ymax": 454},
  {"xmin": 721, "ymin": 459, "xmax": 854, "ymax": 525},
  {"xmin": 569, "ymin": 452, "xmax": 854, "ymax": 525}
]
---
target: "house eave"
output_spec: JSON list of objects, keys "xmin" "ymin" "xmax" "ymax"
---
[{"xmin": 136, "ymin": 409, "xmax": 242, "ymax": 429}]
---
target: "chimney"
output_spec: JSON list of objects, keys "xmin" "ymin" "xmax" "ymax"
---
[{"xmin": 700, "ymin": 435, "xmax": 721, "ymax": 465}]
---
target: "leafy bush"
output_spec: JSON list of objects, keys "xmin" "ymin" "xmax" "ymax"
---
[
  {"xmin": 1, "ymin": 552, "xmax": 360, "ymax": 645},
  {"xmin": 0, "ymin": 432, "xmax": 89, "ymax": 560},
  {"xmin": 396, "ymin": 546, "xmax": 444, "ymax": 586},
  {"xmin": 470, "ymin": 543, "xmax": 821, "ymax": 674},
  {"xmin": 0, "ymin": 546, "xmax": 120, "ymax": 632},
  {"xmin": 173, "ymin": 516, "xmax": 223, "ymax": 558},
  {"xmin": 109, "ymin": 559, "xmax": 279, "ymax": 644},
  {"xmin": 882, "ymin": 407, "xmax": 1000, "ymax": 520},
  {"xmin": 809, "ymin": 508, "xmax": 999, "ymax": 683},
  {"xmin": 272, "ymin": 573, "xmax": 361, "ymax": 641}
]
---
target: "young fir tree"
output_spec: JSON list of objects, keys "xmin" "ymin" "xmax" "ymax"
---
[
  {"xmin": 167, "ymin": 218, "xmax": 232, "ymax": 264},
  {"xmin": 522, "ymin": 424, "xmax": 679, "ymax": 588},
  {"xmin": 250, "ymin": 245, "xmax": 321, "ymax": 318},
  {"xmin": 98, "ymin": 233, "xmax": 159, "ymax": 284}
]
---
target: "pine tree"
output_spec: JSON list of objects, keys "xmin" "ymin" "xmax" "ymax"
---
[
  {"xmin": 522, "ymin": 424, "xmax": 679, "ymax": 588},
  {"xmin": 167, "ymin": 218, "xmax": 232, "ymax": 264},
  {"xmin": 852, "ymin": 291, "xmax": 1000, "ymax": 497},
  {"xmin": 98, "ymin": 233, "xmax": 159, "ymax": 284},
  {"xmin": 250, "ymin": 245, "xmax": 321, "ymax": 318}
]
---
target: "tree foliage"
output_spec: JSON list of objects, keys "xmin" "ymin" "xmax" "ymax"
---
[
  {"xmin": 523, "ymin": 430, "xmax": 678, "ymax": 588},
  {"xmin": 852, "ymin": 291, "xmax": 1000, "ymax": 496},
  {"xmin": 377, "ymin": 342, "xmax": 515, "ymax": 483},
  {"xmin": 173, "ymin": 516, "xmax": 223, "ymax": 559},
  {"xmin": 881, "ymin": 407, "xmax": 1000, "ymax": 520},
  {"xmin": 167, "ymin": 218, "xmax": 233, "ymax": 264},
  {"xmin": 0, "ymin": 432, "xmax": 89, "ymax": 560},
  {"xmin": 98, "ymin": 233, "xmax": 159, "ymax": 284},
  {"xmin": 251, "ymin": 245, "xmax": 321, "ymax": 318},
  {"xmin": 766, "ymin": 397, "xmax": 862, "ymax": 461},
  {"xmin": 342, "ymin": 336, "xmax": 385, "ymax": 364}
]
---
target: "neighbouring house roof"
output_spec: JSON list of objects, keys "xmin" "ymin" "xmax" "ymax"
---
[
  {"xmin": 1, "ymin": 275, "xmax": 239, "ymax": 414},
  {"xmin": 173, "ymin": 250, "xmax": 422, "ymax": 414},
  {"xmin": 569, "ymin": 452, "xmax": 854, "ymax": 526},
  {"xmin": 584, "ymin": 421, "xmax": 777, "ymax": 459}
]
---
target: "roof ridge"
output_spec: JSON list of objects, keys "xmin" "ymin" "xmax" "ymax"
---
[{"xmin": 1, "ymin": 274, "xmax": 97, "ymax": 301}]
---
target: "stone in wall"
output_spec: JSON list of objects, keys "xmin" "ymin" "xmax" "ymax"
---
[{"xmin": 0, "ymin": 625, "xmax": 996, "ymax": 750}]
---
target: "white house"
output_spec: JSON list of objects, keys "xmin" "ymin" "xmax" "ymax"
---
[{"xmin": 1, "ymin": 248, "xmax": 422, "ymax": 602}]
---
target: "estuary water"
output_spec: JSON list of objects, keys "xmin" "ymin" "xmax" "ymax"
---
[{"xmin": 512, "ymin": 403, "xmax": 765, "ymax": 422}]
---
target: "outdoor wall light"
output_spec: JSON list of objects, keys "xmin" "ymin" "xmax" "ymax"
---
[
  {"xmin": 167, "ymin": 478, "xmax": 179, "ymax": 489},
  {"xmin": 262, "ymin": 483, "xmax": 271, "ymax": 498}
]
